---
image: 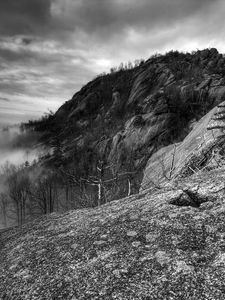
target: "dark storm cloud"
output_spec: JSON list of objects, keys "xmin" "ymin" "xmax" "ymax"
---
[
  {"xmin": 0, "ymin": 0, "xmax": 51, "ymax": 36},
  {"xmin": 21, "ymin": 37, "xmax": 34, "ymax": 45},
  {"xmin": 51, "ymin": 0, "xmax": 218, "ymax": 37},
  {"xmin": 0, "ymin": 97, "xmax": 9, "ymax": 102},
  {"xmin": 0, "ymin": 47, "xmax": 35, "ymax": 63},
  {"xmin": 0, "ymin": 0, "xmax": 224, "ymax": 126},
  {"xmin": 0, "ymin": 0, "xmax": 215, "ymax": 40},
  {"xmin": 0, "ymin": 0, "xmax": 222, "ymax": 42}
]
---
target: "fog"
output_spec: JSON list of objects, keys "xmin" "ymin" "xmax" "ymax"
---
[
  {"xmin": 0, "ymin": 125, "xmax": 40, "ymax": 167},
  {"xmin": 0, "ymin": 148, "xmax": 38, "ymax": 167},
  {"xmin": 0, "ymin": 125, "xmax": 41, "ymax": 229}
]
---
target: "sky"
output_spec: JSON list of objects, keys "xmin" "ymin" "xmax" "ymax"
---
[{"xmin": 0, "ymin": 0, "xmax": 225, "ymax": 125}]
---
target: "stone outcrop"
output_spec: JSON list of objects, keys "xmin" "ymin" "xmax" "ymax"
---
[
  {"xmin": 141, "ymin": 101, "xmax": 225, "ymax": 190},
  {"xmin": 1, "ymin": 167, "xmax": 225, "ymax": 299}
]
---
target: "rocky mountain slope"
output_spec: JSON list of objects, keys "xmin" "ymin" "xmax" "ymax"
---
[
  {"xmin": 1, "ymin": 166, "xmax": 225, "ymax": 299},
  {"xmin": 3, "ymin": 48, "xmax": 225, "ymax": 298},
  {"xmin": 141, "ymin": 101, "xmax": 225, "ymax": 190},
  {"xmin": 27, "ymin": 48, "xmax": 225, "ymax": 201}
]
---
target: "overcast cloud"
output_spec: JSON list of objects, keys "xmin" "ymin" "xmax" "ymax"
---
[{"xmin": 0, "ymin": 0, "xmax": 225, "ymax": 125}]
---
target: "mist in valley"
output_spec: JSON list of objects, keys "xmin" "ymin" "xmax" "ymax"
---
[
  {"xmin": 0, "ymin": 125, "xmax": 40, "ymax": 165},
  {"xmin": 0, "ymin": 125, "xmax": 41, "ymax": 230},
  {"xmin": 0, "ymin": 122, "xmax": 84, "ymax": 231}
]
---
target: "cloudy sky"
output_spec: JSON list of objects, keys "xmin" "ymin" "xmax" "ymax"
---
[{"xmin": 0, "ymin": 0, "xmax": 225, "ymax": 125}]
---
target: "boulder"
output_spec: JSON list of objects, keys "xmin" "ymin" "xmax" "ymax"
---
[
  {"xmin": 209, "ymin": 47, "xmax": 219, "ymax": 57},
  {"xmin": 106, "ymin": 89, "xmax": 123, "ymax": 117},
  {"xmin": 217, "ymin": 58, "xmax": 225, "ymax": 68},
  {"xmin": 200, "ymin": 49, "xmax": 210, "ymax": 60}
]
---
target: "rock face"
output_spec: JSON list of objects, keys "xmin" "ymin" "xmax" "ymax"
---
[
  {"xmin": 1, "ymin": 168, "xmax": 225, "ymax": 299},
  {"xmin": 141, "ymin": 101, "xmax": 225, "ymax": 190},
  {"xmin": 30, "ymin": 49, "xmax": 225, "ymax": 200}
]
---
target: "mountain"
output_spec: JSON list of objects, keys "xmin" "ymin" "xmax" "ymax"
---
[
  {"xmin": 2, "ymin": 48, "xmax": 225, "ymax": 298},
  {"xmin": 25, "ymin": 48, "xmax": 225, "ymax": 203}
]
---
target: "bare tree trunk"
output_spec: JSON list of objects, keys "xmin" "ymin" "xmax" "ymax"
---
[
  {"xmin": 169, "ymin": 144, "xmax": 177, "ymax": 179},
  {"xmin": 65, "ymin": 186, "xmax": 69, "ymax": 210},
  {"xmin": 98, "ymin": 183, "xmax": 101, "ymax": 206},
  {"xmin": 16, "ymin": 202, "xmax": 21, "ymax": 226},
  {"xmin": 0, "ymin": 195, "xmax": 8, "ymax": 228},
  {"xmin": 127, "ymin": 179, "xmax": 131, "ymax": 197}
]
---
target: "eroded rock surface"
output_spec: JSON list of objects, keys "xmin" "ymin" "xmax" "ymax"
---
[
  {"xmin": 141, "ymin": 101, "xmax": 225, "ymax": 190},
  {"xmin": 1, "ymin": 168, "xmax": 225, "ymax": 299}
]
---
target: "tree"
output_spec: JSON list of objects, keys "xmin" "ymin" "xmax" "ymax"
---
[
  {"xmin": 0, "ymin": 193, "xmax": 9, "ymax": 228},
  {"xmin": 28, "ymin": 172, "xmax": 58, "ymax": 215},
  {"xmin": 7, "ymin": 168, "xmax": 30, "ymax": 225}
]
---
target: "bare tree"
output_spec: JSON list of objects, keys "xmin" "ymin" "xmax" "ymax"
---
[
  {"xmin": 0, "ymin": 193, "xmax": 9, "ymax": 228},
  {"xmin": 7, "ymin": 168, "xmax": 30, "ymax": 225},
  {"xmin": 28, "ymin": 172, "xmax": 58, "ymax": 216}
]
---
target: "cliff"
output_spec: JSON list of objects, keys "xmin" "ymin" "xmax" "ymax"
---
[
  {"xmin": 27, "ymin": 48, "xmax": 225, "ymax": 201},
  {"xmin": 141, "ymin": 101, "xmax": 225, "ymax": 190}
]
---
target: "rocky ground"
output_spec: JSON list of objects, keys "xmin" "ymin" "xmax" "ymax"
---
[{"xmin": 1, "ymin": 167, "xmax": 225, "ymax": 299}]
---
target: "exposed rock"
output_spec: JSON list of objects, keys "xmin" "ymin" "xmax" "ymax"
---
[
  {"xmin": 209, "ymin": 48, "xmax": 219, "ymax": 56},
  {"xmin": 131, "ymin": 241, "xmax": 141, "ymax": 247},
  {"xmin": 106, "ymin": 89, "xmax": 123, "ymax": 117},
  {"xmin": 126, "ymin": 230, "xmax": 138, "ymax": 237},
  {"xmin": 200, "ymin": 48, "xmax": 211, "ymax": 59},
  {"xmin": 141, "ymin": 101, "xmax": 225, "ymax": 190},
  {"xmin": 2, "ymin": 168, "xmax": 225, "ymax": 298},
  {"xmin": 217, "ymin": 58, "xmax": 225, "ymax": 68},
  {"xmin": 155, "ymin": 250, "xmax": 171, "ymax": 266},
  {"xmin": 196, "ymin": 76, "xmax": 212, "ymax": 90}
]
